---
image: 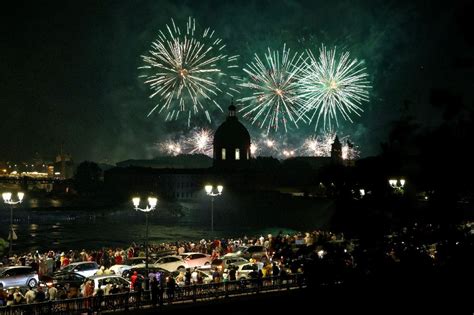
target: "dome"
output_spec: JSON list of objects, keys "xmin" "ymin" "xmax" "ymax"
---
[
  {"xmin": 213, "ymin": 104, "xmax": 251, "ymax": 168},
  {"xmin": 214, "ymin": 113, "xmax": 250, "ymax": 148}
]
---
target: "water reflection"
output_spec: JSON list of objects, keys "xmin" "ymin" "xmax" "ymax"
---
[{"xmin": 0, "ymin": 207, "xmax": 299, "ymax": 253}]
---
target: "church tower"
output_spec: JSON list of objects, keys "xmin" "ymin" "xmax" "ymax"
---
[
  {"xmin": 331, "ymin": 135, "xmax": 343, "ymax": 164},
  {"xmin": 213, "ymin": 102, "xmax": 251, "ymax": 169}
]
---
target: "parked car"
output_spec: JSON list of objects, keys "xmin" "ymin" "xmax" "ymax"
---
[
  {"xmin": 123, "ymin": 257, "xmax": 154, "ymax": 266},
  {"xmin": 150, "ymin": 249, "xmax": 177, "ymax": 259},
  {"xmin": 42, "ymin": 272, "xmax": 85, "ymax": 289},
  {"xmin": 240, "ymin": 246, "xmax": 268, "ymax": 260},
  {"xmin": 211, "ymin": 257, "xmax": 249, "ymax": 271},
  {"xmin": 109, "ymin": 257, "xmax": 155, "ymax": 276},
  {"xmin": 154, "ymin": 255, "xmax": 187, "ymax": 272},
  {"xmin": 0, "ymin": 266, "xmax": 39, "ymax": 289},
  {"xmin": 172, "ymin": 269, "xmax": 213, "ymax": 286},
  {"xmin": 221, "ymin": 246, "xmax": 249, "ymax": 258},
  {"xmin": 85, "ymin": 275, "xmax": 131, "ymax": 294},
  {"xmin": 122, "ymin": 264, "xmax": 171, "ymax": 280},
  {"xmin": 179, "ymin": 253, "xmax": 212, "ymax": 268},
  {"xmin": 234, "ymin": 263, "xmax": 263, "ymax": 280},
  {"xmin": 57, "ymin": 262, "xmax": 99, "ymax": 278}
]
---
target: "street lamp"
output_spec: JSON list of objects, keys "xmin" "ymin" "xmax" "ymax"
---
[
  {"xmin": 132, "ymin": 196, "xmax": 157, "ymax": 290},
  {"xmin": 2, "ymin": 192, "xmax": 24, "ymax": 257},
  {"xmin": 204, "ymin": 185, "xmax": 223, "ymax": 233},
  {"xmin": 389, "ymin": 178, "xmax": 406, "ymax": 194}
]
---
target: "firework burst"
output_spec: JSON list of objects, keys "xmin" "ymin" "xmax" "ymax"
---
[
  {"xmin": 160, "ymin": 140, "xmax": 183, "ymax": 156},
  {"xmin": 238, "ymin": 45, "xmax": 307, "ymax": 133},
  {"xmin": 297, "ymin": 45, "xmax": 371, "ymax": 130},
  {"xmin": 303, "ymin": 136, "xmax": 331, "ymax": 157},
  {"xmin": 250, "ymin": 143, "xmax": 258, "ymax": 155},
  {"xmin": 302, "ymin": 131, "xmax": 360, "ymax": 160},
  {"xmin": 186, "ymin": 128, "xmax": 213, "ymax": 156},
  {"xmin": 140, "ymin": 17, "xmax": 239, "ymax": 126}
]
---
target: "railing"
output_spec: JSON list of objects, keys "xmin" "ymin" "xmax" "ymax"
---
[{"xmin": 0, "ymin": 274, "xmax": 305, "ymax": 314}]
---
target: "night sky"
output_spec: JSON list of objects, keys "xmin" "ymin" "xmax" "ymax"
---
[{"xmin": 1, "ymin": 0, "xmax": 472, "ymax": 163}]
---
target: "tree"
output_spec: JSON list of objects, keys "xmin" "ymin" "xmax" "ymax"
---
[{"xmin": 0, "ymin": 238, "xmax": 8, "ymax": 257}]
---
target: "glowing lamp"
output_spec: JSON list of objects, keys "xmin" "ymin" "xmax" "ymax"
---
[
  {"xmin": 148, "ymin": 197, "xmax": 158, "ymax": 208},
  {"xmin": 2, "ymin": 192, "xmax": 12, "ymax": 202}
]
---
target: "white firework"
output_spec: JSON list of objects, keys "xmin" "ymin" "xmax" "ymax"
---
[
  {"xmin": 302, "ymin": 131, "xmax": 360, "ymax": 160},
  {"xmin": 185, "ymin": 128, "xmax": 213, "ymax": 156},
  {"xmin": 140, "ymin": 17, "xmax": 239, "ymax": 126},
  {"xmin": 297, "ymin": 45, "xmax": 371, "ymax": 130},
  {"xmin": 160, "ymin": 140, "xmax": 183, "ymax": 156},
  {"xmin": 238, "ymin": 45, "xmax": 307, "ymax": 133}
]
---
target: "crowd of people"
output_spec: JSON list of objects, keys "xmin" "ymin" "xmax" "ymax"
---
[{"xmin": 0, "ymin": 220, "xmax": 472, "ymax": 307}]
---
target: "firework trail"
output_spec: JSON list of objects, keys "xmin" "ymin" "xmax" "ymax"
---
[
  {"xmin": 238, "ymin": 45, "xmax": 307, "ymax": 133},
  {"xmin": 140, "ymin": 17, "xmax": 239, "ymax": 126},
  {"xmin": 297, "ymin": 45, "xmax": 370, "ymax": 130}
]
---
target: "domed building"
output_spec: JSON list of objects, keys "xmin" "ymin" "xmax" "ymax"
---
[{"xmin": 213, "ymin": 103, "xmax": 251, "ymax": 169}]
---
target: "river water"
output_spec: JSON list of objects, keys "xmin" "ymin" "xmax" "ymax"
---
[
  {"xmin": 0, "ymin": 206, "xmax": 299, "ymax": 254},
  {"xmin": 0, "ymin": 192, "xmax": 336, "ymax": 254}
]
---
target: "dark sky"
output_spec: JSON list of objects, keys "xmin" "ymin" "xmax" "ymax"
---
[{"xmin": 1, "ymin": 0, "xmax": 472, "ymax": 163}]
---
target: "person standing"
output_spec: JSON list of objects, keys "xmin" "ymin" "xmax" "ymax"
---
[
  {"xmin": 48, "ymin": 284, "xmax": 58, "ymax": 300},
  {"xmin": 130, "ymin": 271, "xmax": 138, "ymax": 291},
  {"xmin": 158, "ymin": 273, "xmax": 165, "ymax": 306},
  {"xmin": 35, "ymin": 286, "xmax": 46, "ymax": 303},
  {"xmin": 166, "ymin": 276, "xmax": 175, "ymax": 303},
  {"xmin": 150, "ymin": 276, "xmax": 158, "ymax": 307},
  {"xmin": 25, "ymin": 288, "xmax": 36, "ymax": 304}
]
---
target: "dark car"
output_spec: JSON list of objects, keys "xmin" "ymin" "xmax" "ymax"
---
[
  {"xmin": 241, "ymin": 246, "xmax": 268, "ymax": 260},
  {"xmin": 41, "ymin": 272, "xmax": 85, "ymax": 289},
  {"xmin": 122, "ymin": 257, "xmax": 154, "ymax": 266}
]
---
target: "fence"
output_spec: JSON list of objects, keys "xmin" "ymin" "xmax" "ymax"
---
[{"xmin": 0, "ymin": 273, "xmax": 305, "ymax": 314}]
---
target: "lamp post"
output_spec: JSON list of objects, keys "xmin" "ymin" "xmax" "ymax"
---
[
  {"xmin": 132, "ymin": 196, "xmax": 157, "ymax": 290},
  {"xmin": 2, "ymin": 192, "xmax": 24, "ymax": 257},
  {"xmin": 389, "ymin": 178, "xmax": 406, "ymax": 194},
  {"xmin": 205, "ymin": 185, "xmax": 223, "ymax": 233}
]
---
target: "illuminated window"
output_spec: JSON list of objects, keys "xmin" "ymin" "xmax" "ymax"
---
[
  {"xmin": 235, "ymin": 148, "xmax": 240, "ymax": 160},
  {"xmin": 222, "ymin": 148, "xmax": 226, "ymax": 160}
]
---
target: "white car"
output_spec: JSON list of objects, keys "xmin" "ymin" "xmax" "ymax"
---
[
  {"xmin": 109, "ymin": 257, "xmax": 153, "ymax": 277},
  {"xmin": 59, "ymin": 262, "xmax": 99, "ymax": 278},
  {"xmin": 221, "ymin": 246, "xmax": 249, "ymax": 258},
  {"xmin": 108, "ymin": 264, "xmax": 131, "ymax": 277},
  {"xmin": 173, "ymin": 269, "xmax": 213, "ymax": 286},
  {"xmin": 154, "ymin": 255, "xmax": 187, "ymax": 272},
  {"xmin": 211, "ymin": 257, "xmax": 249, "ymax": 271},
  {"xmin": 0, "ymin": 266, "xmax": 39, "ymax": 289},
  {"xmin": 180, "ymin": 253, "xmax": 212, "ymax": 268},
  {"xmin": 235, "ymin": 263, "xmax": 263, "ymax": 280},
  {"xmin": 85, "ymin": 275, "xmax": 131, "ymax": 294}
]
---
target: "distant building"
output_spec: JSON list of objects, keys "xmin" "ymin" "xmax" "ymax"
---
[
  {"xmin": 117, "ymin": 154, "xmax": 212, "ymax": 169},
  {"xmin": 55, "ymin": 151, "xmax": 74, "ymax": 179},
  {"xmin": 105, "ymin": 101, "xmax": 351, "ymax": 200}
]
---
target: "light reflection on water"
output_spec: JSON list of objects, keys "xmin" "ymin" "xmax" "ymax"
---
[{"xmin": 0, "ymin": 209, "xmax": 298, "ymax": 253}]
